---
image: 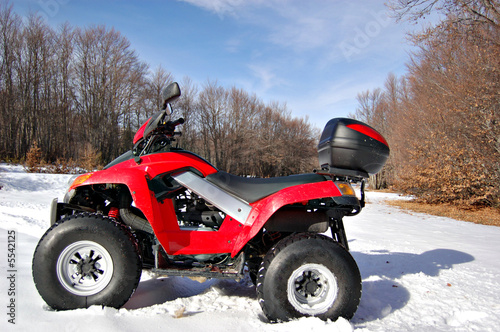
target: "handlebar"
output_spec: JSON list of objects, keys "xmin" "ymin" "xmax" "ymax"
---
[
  {"xmin": 158, "ymin": 118, "xmax": 184, "ymax": 136},
  {"xmin": 136, "ymin": 115, "xmax": 184, "ymax": 157},
  {"xmin": 163, "ymin": 118, "xmax": 184, "ymax": 133},
  {"xmin": 165, "ymin": 117, "xmax": 185, "ymax": 132}
]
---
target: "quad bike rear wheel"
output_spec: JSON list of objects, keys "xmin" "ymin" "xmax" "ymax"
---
[
  {"xmin": 32, "ymin": 213, "xmax": 142, "ymax": 310},
  {"xmin": 256, "ymin": 233, "xmax": 361, "ymax": 322}
]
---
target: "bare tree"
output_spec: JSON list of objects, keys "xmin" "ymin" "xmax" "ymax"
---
[
  {"xmin": 0, "ymin": 2, "xmax": 22, "ymax": 159},
  {"xmin": 74, "ymin": 25, "xmax": 147, "ymax": 162},
  {"xmin": 351, "ymin": 87, "xmax": 390, "ymax": 188},
  {"xmin": 224, "ymin": 86, "xmax": 261, "ymax": 175},
  {"xmin": 389, "ymin": 0, "xmax": 500, "ymax": 26},
  {"xmin": 147, "ymin": 65, "xmax": 173, "ymax": 114},
  {"xmin": 175, "ymin": 76, "xmax": 199, "ymax": 153},
  {"xmin": 196, "ymin": 80, "xmax": 229, "ymax": 168},
  {"xmin": 16, "ymin": 14, "xmax": 57, "ymax": 160},
  {"xmin": 388, "ymin": 0, "xmax": 500, "ymax": 46}
]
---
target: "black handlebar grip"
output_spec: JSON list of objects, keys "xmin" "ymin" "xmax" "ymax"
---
[
  {"xmin": 172, "ymin": 117, "xmax": 185, "ymax": 126},
  {"xmin": 166, "ymin": 117, "xmax": 185, "ymax": 131}
]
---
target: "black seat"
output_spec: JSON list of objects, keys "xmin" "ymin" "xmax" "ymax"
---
[{"xmin": 205, "ymin": 171, "xmax": 326, "ymax": 203}]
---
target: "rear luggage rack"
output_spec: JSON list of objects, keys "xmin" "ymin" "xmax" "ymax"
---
[
  {"xmin": 314, "ymin": 166, "xmax": 368, "ymax": 180},
  {"xmin": 314, "ymin": 167, "xmax": 366, "ymax": 209}
]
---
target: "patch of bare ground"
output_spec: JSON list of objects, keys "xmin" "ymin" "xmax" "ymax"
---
[{"xmin": 385, "ymin": 199, "xmax": 500, "ymax": 227}]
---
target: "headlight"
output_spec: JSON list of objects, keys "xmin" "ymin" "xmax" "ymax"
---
[
  {"xmin": 67, "ymin": 174, "xmax": 79, "ymax": 186},
  {"xmin": 69, "ymin": 173, "xmax": 94, "ymax": 189}
]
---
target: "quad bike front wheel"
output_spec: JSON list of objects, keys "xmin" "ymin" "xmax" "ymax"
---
[
  {"xmin": 256, "ymin": 233, "xmax": 361, "ymax": 322},
  {"xmin": 32, "ymin": 213, "xmax": 142, "ymax": 310}
]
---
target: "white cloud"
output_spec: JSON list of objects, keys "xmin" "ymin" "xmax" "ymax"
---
[
  {"xmin": 267, "ymin": 14, "xmax": 334, "ymax": 51},
  {"xmin": 247, "ymin": 63, "xmax": 287, "ymax": 93},
  {"xmin": 177, "ymin": 0, "xmax": 417, "ymax": 127},
  {"xmin": 178, "ymin": 0, "xmax": 259, "ymax": 16},
  {"xmin": 179, "ymin": 1, "xmax": 401, "ymax": 58}
]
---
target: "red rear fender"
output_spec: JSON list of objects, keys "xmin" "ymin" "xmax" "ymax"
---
[{"xmin": 231, "ymin": 180, "xmax": 342, "ymax": 256}]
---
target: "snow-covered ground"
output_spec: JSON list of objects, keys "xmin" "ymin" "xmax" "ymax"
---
[{"xmin": 1, "ymin": 163, "xmax": 499, "ymax": 331}]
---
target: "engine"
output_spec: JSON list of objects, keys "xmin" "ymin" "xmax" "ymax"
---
[{"xmin": 173, "ymin": 189, "xmax": 225, "ymax": 229}]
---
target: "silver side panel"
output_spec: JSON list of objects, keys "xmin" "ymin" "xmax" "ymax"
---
[{"xmin": 172, "ymin": 171, "xmax": 252, "ymax": 224}]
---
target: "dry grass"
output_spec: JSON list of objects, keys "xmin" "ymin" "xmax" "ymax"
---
[{"xmin": 385, "ymin": 199, "xmax": 500, "ymax": 227}]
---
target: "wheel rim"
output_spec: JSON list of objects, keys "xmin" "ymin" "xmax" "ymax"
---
[
  {"xmin": 287, "ymin": 263, "xmax": 338, "ymax": 315},
  {"xmin": 56, "ymin": 241, "xmax": 114, "ymax": 296}
]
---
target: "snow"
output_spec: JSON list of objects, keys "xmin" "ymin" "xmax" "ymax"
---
[{"xmin": 1, "ymin": 163, "xmax": 500, "ymax": 331}]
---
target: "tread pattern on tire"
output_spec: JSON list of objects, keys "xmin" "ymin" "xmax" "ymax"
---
[
  {"xmin": 256, "ymin": 232, "xmax": 362, "ymax": 322},
  {"xmin": 32, "ymin": 213, "xmax": 142, "ymax": 310}
]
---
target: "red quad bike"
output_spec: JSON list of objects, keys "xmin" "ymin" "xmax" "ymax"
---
[{"xmin": 32, "ymin": 82, "xmax": 389, "ymax": 322}]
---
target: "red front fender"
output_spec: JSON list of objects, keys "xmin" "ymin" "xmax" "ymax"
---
[{"xmin": 70, "ymin": 167, "xmax": 160, "ymax": 230}]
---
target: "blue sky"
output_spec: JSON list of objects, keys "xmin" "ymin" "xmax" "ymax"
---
[{"xmin": 11, "ymin": 0, "xmax": 425, "ymax": 129}]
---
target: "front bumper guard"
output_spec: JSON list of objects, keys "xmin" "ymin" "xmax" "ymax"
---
[{"xmin": 49, "ymin": 198, "xmax": 96, "ymax": 225}]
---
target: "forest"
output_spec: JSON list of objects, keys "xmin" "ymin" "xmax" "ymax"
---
[
  {"xmin": 0, "ymin": 1, "xmax": 499, "ymax": 209},
  {"xmin": 0, "ymin": 2, "xmax": 317, "ymax": 178},
  {"xmin": 351, "ymin": 0, "xmax": 499, "ymax": 208}
]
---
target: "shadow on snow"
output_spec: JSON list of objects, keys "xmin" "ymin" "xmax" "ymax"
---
[
  {"xmin": 351, "ymin": 248, "xmax": 475, "ymax": 323},
  {"xmin": 124, "ymin": 247, "xmax": 473, "ymax": 323},
  {"xmin": 123, "ymin": 274, "xmax": 256, "ymax": 310}
]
